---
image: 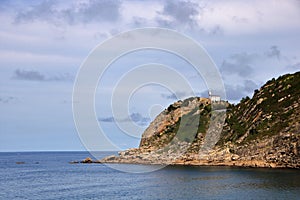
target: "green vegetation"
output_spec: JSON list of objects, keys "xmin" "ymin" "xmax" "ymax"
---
[
  {"xmin": 175, "ymin": 104, "xmax": 210, "ymax": 143},
  {"xmin": 221, "ymin": 71, "xmax": 300, "ymax": 144}
]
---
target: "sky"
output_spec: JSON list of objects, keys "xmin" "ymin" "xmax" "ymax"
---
[{"xmin": 0, "ymin": 0, "xmax": 299, "ymax": 151}]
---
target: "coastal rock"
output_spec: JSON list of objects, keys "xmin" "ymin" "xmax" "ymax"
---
[
  {"xmin": 100, "ymin": 71, "xmax": 300, "ymax": 169},
  {"xmin": 81, "ymin": 157, "xmax": 93, "ymax": 163}
]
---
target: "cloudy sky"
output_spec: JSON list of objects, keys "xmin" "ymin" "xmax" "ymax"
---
[{"xmin": 1, "ymin": 0, "xmax": 299, "ymax": 151}]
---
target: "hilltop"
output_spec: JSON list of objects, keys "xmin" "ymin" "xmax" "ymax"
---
[{"xmin": 101, "ymin": 71, "xmax": 300, "ymax": 168}]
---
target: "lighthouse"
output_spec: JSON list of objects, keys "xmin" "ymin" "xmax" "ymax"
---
[{"xmin": 208, "ymin": 91, "xmax": 221, "ymax": 102}]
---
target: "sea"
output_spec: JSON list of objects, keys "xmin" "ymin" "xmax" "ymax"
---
[{"xmin": 0, "ymin": 151, "xmax": 299, "ymax": 200}]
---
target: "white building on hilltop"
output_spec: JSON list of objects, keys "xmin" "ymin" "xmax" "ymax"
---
[{"xmin": 208, "ymin": 91, "xmax": 221, "ymax": 102}]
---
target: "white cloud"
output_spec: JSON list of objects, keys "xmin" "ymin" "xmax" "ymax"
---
[{"xmin": 196, "ymin": 0, "xmax": 300, "ymax": 35}]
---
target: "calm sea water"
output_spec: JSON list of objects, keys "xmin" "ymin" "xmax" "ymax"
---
[{"xmin": 0, "ymin": 152, "xmax": 299, "ymax": 200}]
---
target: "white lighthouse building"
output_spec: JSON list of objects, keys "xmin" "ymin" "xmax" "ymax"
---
[{"xmin": 208, "ymin": 91, "xmax": 221, "ymax": 102}]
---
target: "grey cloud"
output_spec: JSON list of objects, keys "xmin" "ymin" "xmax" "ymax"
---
[
  {"xmin": 14, "ymin": 1, "xmax": 57, "ymax": 24},
  {"xmin": 13, "ymin": 69, "xmax": 45, "ymax": 81},
  {"xmin": 161, "ymin": 93, "xmax": 177, "ymax": 100},
  {"xmin": 99, "ymin": 116, "xmax": 115, "ymax": 122},
  {"xmin": 0, "ymin": 96, "xmax": 18, "ymax": 104},
  {"xmin": 129, "ymin": 113, "xmax": 150, "ymax": 126},
  {"xmin": 155, "ymin": 18, "xmax": 173, "ymax": 28},
  {"xmin": 221, "ymin": 46, "xmax": 286, "ymax": 78},
  {"xmin": 12, "ymin": 69, "xmax": 73, "ymax": 82},
  {"xmin": 221, "ymin": 52, "xmax": 258, "ymax": 77},
  {"xmin": 63, "ymin": 0, "xmax": 121, "ymax": 24},
  {"xmin": 265, "ymin": 45, "xmax": 281, "ymax": 60},
  {"xmin": 225, "ymin": 79, "xmax": 258, "ymax": 101},
  {"xmin": 221, "ymin": 61, "xmax": 253, "ymax": 77},
  {"xmin": 162, "ymin": 1, "xmax": 199, "ymax": 23},
  {"xmin": 99, "ymin": 112, "xmax": 150, "ymax": 126},
  {"xmin": 132, "ymin": 17, "xmax": 148, "ymax": 27},
  {"xmin": 157, "ymin": 1, "xmax": 200, "ymax": 28},
  {"xmin": 14, "ymin": 0, "xmax": 121, "ymax": 25}
]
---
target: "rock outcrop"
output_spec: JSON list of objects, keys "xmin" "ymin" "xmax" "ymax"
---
[{"xmin": 101, "ymin": 71, "xmax": 300, "ymax": 168}]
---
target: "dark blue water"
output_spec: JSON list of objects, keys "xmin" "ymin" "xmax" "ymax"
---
[{"xmin": 0, "ymin": 152, "xmax": 299, "ymax": 200}]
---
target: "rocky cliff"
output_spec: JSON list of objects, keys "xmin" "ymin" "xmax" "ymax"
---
[{"xmin": 101, "ymin": 71, "xmax": 300, "ymax": 168}]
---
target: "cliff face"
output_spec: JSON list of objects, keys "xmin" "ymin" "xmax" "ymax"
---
[
  {"xmin": 101, "ymin": 71, "xmax": 300, "ymax": 168},
  {"xmin": 218, "ymin": 71, "xmax": 300, "ymax": 168}
]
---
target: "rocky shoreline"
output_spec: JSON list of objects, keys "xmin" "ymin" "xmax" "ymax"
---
[
  {"xmin": 76, "ymin": 131, "xmax": 299, "ymax": 169},
  {"xmin": 75, "ymin": 154, "xmax": 294, "ymax": 169},
  {"xmin": 98, "ymin": 132, "xmax": 299, "ymax": 169}
]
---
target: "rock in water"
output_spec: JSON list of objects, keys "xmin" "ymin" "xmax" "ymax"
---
[{"xmin": 81, "ymin": 157, "xmax": 93, "ymax": 163}]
